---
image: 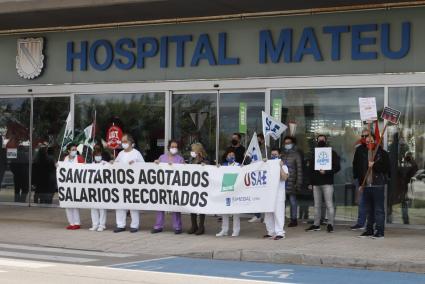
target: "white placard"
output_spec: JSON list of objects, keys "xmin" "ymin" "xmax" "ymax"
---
[
  {"xmin": 314, "ymin": 147, "xmax": 332, "ymax": 171},
  {"xmin": 57, "ymin": 160, "xmax": 282, "ymax": 214},
  {"xmin": 6, "ymin": 148, "xmax": 17, "ymax": 159},
  {"xmin": 359, "ymin": 97, "xmax": 378, "ymax": 122}
]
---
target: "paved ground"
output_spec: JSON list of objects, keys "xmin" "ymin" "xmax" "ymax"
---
[
  {"xmin": 0, "ymin": 206, "xmax": 424, "ymax": 273},
  {"xmin": 0, "ymin": 257, "xmax": 268, "ymax": 284},
  {"xmin": 110, "ymin": 257, "xmax": 425, "ymax": 283}
]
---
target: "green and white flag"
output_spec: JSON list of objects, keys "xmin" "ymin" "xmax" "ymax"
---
[
  {"xmin": 75, "ymin": 123, "xmax": 94, "ymax": 147},
  {"xmin": 62, "ymin": 112, "xmax": 74, "ymax": 150}
]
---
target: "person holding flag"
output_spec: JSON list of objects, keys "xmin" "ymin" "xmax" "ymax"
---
[{"xmin": 355, "ymin": 133, "xmax": 390, "ymax": 239}]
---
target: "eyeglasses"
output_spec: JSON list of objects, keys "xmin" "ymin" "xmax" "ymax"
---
[{"xmin": 361, "ymin": 135, "xmax": 368, "ymax": 138}]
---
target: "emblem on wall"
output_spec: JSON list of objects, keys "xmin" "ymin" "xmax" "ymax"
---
[{"xmin": 16, "ymin": 37, "xmax": 45, "ymax": 79}]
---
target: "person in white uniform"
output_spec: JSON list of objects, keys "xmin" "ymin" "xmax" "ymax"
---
[
  {"xmin": 113, "ymin": 134, "xmax": 145, "ymax": 233},
  {"xmin": 264, "ymin": 148, "xmax": 289, "ymax": 240},
  {"xmin": 63, "ymin": 143, "xmax": 85, "ymax": 230},
  {"xmin": 216, "ymin": 149, "xmax": 241, "ymax": 237},
  {"xmin": 89, "ymin": 148, "xmax": 108, "ymax": 232}
]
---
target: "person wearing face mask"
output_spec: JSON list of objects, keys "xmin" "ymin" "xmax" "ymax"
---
[
  {"xmin": 281, "ymin": 136, "xmax": 303, "ymax": 227},
  {"xmin": 264, "ymin": 148, "xmax": 289, "ymax": 240},
  {"xmin": 63, "ymin": 143, "xmax": 85, "ymax": 230},
  {"xmin": 113, "ymin": 133, "xmax": 145, "ymax": 233},
  {"xmin": 356, "ymin": 134, "xmax": 390, "ymax": 239},
  {"xmin": 152, "ymin": 139, "xmax": 185, "ymax": 234},
  {"xmin": 224, "ymin": 133, "xmax": 246, "ymax": 164},
  {"xmin": 187, "ymin": 142, "xmax": 209, "ymax": 235},
  {"xmin": 350, "ymin": 129, "xmax": 371, "ymax": 230},
  {"xmin": 89, "ymin": 148, "xmax": 108, "ymax": 232},
  {"xmin": 306, "ymin": 135, "xmax": 340, "ymax": 233},
  {"xmin": 216, "ymin": 149, "xmax": 241, "ymax": 237}
]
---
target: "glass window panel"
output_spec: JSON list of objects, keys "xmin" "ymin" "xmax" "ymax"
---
[
  {"xmin": 0, "ymin": 98, "xmax": 31, "ymax": 203},
  {"xmin": 219, "ymin": 92, "xmax": 264, "ymax": 163},
  {"xmin": 388, "ymin": 87, "xmax": 425, "ymax": 225},
  {"xmin": 75, "ymin": 93, "xmax": 165, "ymax": 162},
  {"xmin": 172, "ymin": 93, "xmax": 217, "ymax": 163},
  {"xmin": 32, "ymin": 97, "xmax": 70, "ymax": 205},
  {"xmin": 271, "ymin": 88, "xmax": 384, "ymax": 222}
]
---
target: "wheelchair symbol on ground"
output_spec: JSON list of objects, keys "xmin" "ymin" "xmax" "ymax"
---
[{"xmin": 240, "ymin": 268, "xmax": 295, "ymax": 280}]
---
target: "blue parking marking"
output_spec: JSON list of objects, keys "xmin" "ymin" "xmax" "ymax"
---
[{"xmin": 109, "ymin": 257, "xmax": 425, "ymax": 283}]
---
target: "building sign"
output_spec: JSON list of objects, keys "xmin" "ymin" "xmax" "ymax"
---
[
  {"xmin": 16, "ymin": 38, "xmax": 45, "ymax": 79},
  {"xmin": 66, "ymin": 22, "xmax": 411, "ymax": 72}
]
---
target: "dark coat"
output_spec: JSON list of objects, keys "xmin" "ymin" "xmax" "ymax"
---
[
  {"xmin": 281, "ymin": 147, "xmax": 303, "ymax": 192},
  {"xmin": 353, "ymin": 144, "xmax": 390, "ymax": 186},
  {"xmin": 309, "ymin": 148, "xmax": 341, "ymax": 186}
]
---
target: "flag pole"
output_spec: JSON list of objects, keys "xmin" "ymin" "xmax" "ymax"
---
[
  {"xmin": 264, "ymin": 134, "xmax": 268, "ymax": 160},
  {"xmin": 58, "ymin": 132, "xmax": 66, "ymax": 162}
]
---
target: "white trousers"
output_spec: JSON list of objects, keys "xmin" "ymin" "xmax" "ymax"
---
[
  {"xmin": 265, "ymin": 188, "xmax": 286, "ymax": 236},
  {"xmin": 91, "ymin": 209, "xmax": 107, "ymax": 228},
  {"xmin": 115, "ymin": 209, "xmax": 140, "ymax": 229},
  {"xmin": 221, "ymin": 214, "xmax": 240, "ymax": 234},
  {"xmin": 65, "ymin": 208, "xmax": 80, "ymax": 225}
]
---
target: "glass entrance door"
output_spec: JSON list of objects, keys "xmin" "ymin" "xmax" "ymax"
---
[
  {"xmin": 172, "ymin": 92, "xmax": 218, "ymax": 163},
  {"xmin": 0, "ymin": 97, "xmax": 31, "ymax": 204},
  {"xmin": 31, "ymin": 96, "xmax": 71, "ymax": 205}
]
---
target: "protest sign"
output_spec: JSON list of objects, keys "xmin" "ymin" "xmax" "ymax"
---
[
  {"xmin": 314, "ymin": 147, "xmax": 332, "ymax": 171},
  {"xmin": 57, "ymin": 160, "xmax": 281, "ymax": 214},
  {"xmin": 381, "ymin": 106, "xmax": 401, "ymax": 124},
  {"xmin": 359, "ymin": 97, "xmax": 378, "ymax": 122}
]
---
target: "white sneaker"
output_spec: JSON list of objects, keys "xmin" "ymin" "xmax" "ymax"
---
[
  {"xmin": 97, "ymin": 227, "xmax": 105, "ymax": 232},
  {"xmin": 231, "ymin": 231, "xmax": 240, "ymax": 237},
  {"xmin": 216, "ymin": 230, "xmax": 228, "ymax": 237},
  {"xmin": 248, "ymin": 216, "xmax": 261, "ymax": 223},
  {"xmin": 89, "ymin": 226, "xmax": 98, "ymax": 231}
]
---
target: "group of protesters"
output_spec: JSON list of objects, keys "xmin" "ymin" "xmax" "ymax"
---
[{"xmin": 62, "ymin": 128, "xmax": 390, "ymax": 240}]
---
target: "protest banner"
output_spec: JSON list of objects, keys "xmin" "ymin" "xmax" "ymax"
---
[
  {"xmin": 314, "ymin": 147, "xmax": 332, "ymax": 171},
  {"xmin": 359, "ymin": 97, "xmax": 378, "ymax": 122},
  {"xmin": 381, "ymin": 106, "xmax": 401, "ymax": 124},
  {"xmin": 57, "ymin": 159, "xmax": 281, "ymax": 214}
]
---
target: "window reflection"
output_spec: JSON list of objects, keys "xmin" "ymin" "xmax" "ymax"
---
[{"xmin": 271, "ymin": 88, "xmax": 385, "ymax": 222}]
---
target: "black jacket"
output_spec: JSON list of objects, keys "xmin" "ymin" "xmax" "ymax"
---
[
  {"xmin": 353, "ymin": 144, "xmax": 390, "ymax": 186},
  {"xmin": 281, "ymin": 147, "xmax": 303, "ymax": 192},
  {"xmin": 309, "ymin": 149, "xmax": 341, "ymax": 186}
]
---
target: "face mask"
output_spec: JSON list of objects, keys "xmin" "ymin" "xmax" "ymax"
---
[
  {"xmin": 169, "ymin": 148, "xmax": 178, "ymax": 155},
  {"xmin": 271, "ymin": 155, "xmax": 279, "ymax": 160},
  {"xmin": 122, "ymin": 143, "xmax": 129, "ymax": 150},
  {"xmin": 231, "ymin": 139, "xmax": 238, "ymax": 146},
  {"xmin": 317, "ymin": 141, "xmax": 326, "ymax": 147},
  {"xmin": 70, "ymin": 150, "xmax": 77, "ymax": 157},
  {"xmin": 190, "ymin": 151, "xmax": 197, "ymax": 158},
  {"xmin": 226, "ymin": 157, "xmax": 235, "ymax": 163},
  {"xmin": 94, "ymin": 156, "xmax": 102, "ymax": 163},
  {"xmin": 284, "ymin": 144, "xmax": 293, "ymax": 150}
]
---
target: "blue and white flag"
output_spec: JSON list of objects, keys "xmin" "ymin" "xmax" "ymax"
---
[
  {"xmin": 246, "ymin": 132, "xmax": 262, "ymax": 163},
  {"xmin": 262, "ymin": 111, "xmax": 287, "ymax": 140}
]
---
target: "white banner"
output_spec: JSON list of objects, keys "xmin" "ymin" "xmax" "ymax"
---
[{"xmin": 57, "ymin": 160, "xmax": 281, "ymax": 214}]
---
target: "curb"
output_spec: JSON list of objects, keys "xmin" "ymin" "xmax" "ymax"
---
[{"xmin": 180, "ymin": 249, "xmax": 425, "ymax": 274}]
